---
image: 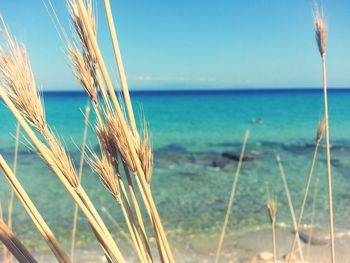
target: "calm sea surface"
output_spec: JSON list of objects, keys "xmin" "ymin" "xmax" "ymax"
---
[{"xmin": 0, "ymin": 89, "xmax": 350, "ymax": 248}]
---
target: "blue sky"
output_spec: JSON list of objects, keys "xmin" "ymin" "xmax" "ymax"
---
[{"xmin": 1, "ymin": 0, "xmax": 350, "ymax": 90}]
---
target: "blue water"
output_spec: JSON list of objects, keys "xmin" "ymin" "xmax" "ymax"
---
[{"xmin": 0, "ymin": 89, "xmax": 350, "ymax": 247}]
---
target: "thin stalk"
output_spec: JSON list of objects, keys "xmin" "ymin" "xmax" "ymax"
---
[
  {"xmin": 76, "ymin": 2, "xmax": 174, "ymax": 261},
  {"xmin": 0, "ymin": 88, "xmax": 125, "ymax": 262},
  {"xmin": 0, "ymin": 218, "xmax": 37, "ymax": 263},
  {"xmin": 322, "ymin": 54, "xmax": 335, "ymax": 263},
  {"xmin": 5, "ymin": 122, "xmax": 20, "ymax": 263},
  {"xmin": 101, "ymin": 207, "xmax": 134, "ymax": 247},
  {"xmin": 123, "ymin": 163, "xmax": 153, "ymax": 262},
  {"xmin": 0, "ymin": 155, "xmax": 70, "ymax": 262},
  {"xmin": 118, "ymin": 179, "xmax": 149, "ymax": 263},
  {"xmin": 134, "ymin": 174, "xmax": 168, "ymax": 263},
  {"xmin": 276, "ymin": 155, "xmax": 304, "ymax": 261},
  {"xmin": 103, "ymin": 0, "xmax": 137, "ymax": 133},
  {"xmin": 7, "ymin": 122, "xmax": 20, "ymax": 229},
  {"xmin": 289, "ymin": 138, "xmax": 321, "ymax": 260},
  {"xmin": 70, "ymin": 106, "xmax": 90, "ymax": 262},
  {"xmin": 214, "ymin": 130, "xmax": 250, "ymax": 263},
  {"xmin": 307, "ymin": 177, "xmax": 319, "ymax": 260},
  {"xmin": 272, "ymin": 219, "xmax": 277, "ymax": 263}
]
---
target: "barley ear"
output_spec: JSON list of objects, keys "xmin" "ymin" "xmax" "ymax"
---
[{"xmin": 314, "ymin": 9, "xmax": 327, "ymax": 57}]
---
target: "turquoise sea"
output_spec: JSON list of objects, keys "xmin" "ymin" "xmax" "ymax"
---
[{"xmin": 1, "ymin": 89, "xmax": 350, "ymax": 251}]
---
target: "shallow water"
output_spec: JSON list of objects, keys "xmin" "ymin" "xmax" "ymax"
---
[{"xmin": 0, "ymin": 89, "xmax": 350, "ymax": 250}]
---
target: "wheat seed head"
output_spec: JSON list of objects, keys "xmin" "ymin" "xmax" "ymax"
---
[
  {"xmin": 138, "ymin": 121, "xmax": 153, "ymax": 184},
  {"xmin": 96, "ymin": 122, "xmax": 119, "ymax": 166},
  {"xmin": 0, "ymin": 18, "xmax": 46, "ymax": 131},
  {"xmin": 105, "ymin": 112, "xmax": 137, "ymax": 172},
  {"xmin": 314, "ymin": 8, "xmax": 327, "ymax": 57},
  {"xmin": 267, "ymin": 196, "xmax": 278, "ymax": 224},
  {"xmin": 68, "ymin": 44, "xmax": 98, "ymax": 103},
  {"xmin": 45, "ymin": 131, "xmax": 79, "ymax": 188},
  {"xmin": 316, "ymin": 119, "xmax": 326, "ymax": 141},
  {"xmin": 89, "ymin": 149, "xmax": 120, "ymax": 202}
]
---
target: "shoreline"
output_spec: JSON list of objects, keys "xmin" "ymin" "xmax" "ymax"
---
[{"xmin": 2, "ymin": 226, "xmax": 349, "ymax": 262}]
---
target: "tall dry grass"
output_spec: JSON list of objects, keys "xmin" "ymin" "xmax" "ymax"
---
[
  {"xmin": 314, "ymin": 7, "xmax": 335, "ymax": 262},
  {"xmin": 288, "ymin": 120, "xmax": 325, "ymax": 260},
  {"xmin": 214, "ymin": 129, "xmax": 250, "ymax": 263},
  {"xmin": 0, "ymin": 0, "xmax": 175, "ymax": 261},
  {"xmin": 276, "ymin": 155, "xmax": 304, "ymax": 261}
]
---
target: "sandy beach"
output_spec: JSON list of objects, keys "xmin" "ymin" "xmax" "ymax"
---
[{"xmin": 2, "ymin": 225, "xmax": 349, "ymax": 262}]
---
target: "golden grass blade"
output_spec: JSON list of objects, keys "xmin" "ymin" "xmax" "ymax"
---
[
  {"xmin": 7, "ymin": 122, "xmax": 20, "ymax": 229},
  {"xmin": 0, "ymin": 218, "xmax": 37, "ymax": 263},
  {"xmin": 70, "ymin": 106, "xmax": 90, "ymax": 262},
  {"xmin": 307, "ymin": 177, "xmax": 319, "ymax": 260},
  {"xmin": 101, "ymin": 207, "xmax": 134, "ymax": 248},
  {"xmin": 103, "ymin": 0, "xmax": 137, "ymax": 133},
  {"xmin": 276, "ymin": 155, "xmax": 304, "ymax": 261},
  {"xmin": 214, "ymin": 129, "xmax": 250, "ymax": 263},
  {"xmin": 314, "ymin": 10, "xmax": 335, "ymax": 262},
  {"xmin": 118, "ymin": 181, "xmax": 149, "ymax": 263},
  {"xmin": 288, "ymin": 120, "xmax": 325, "ymax": 261},
  {"xmin": 0, "ymin": 155, "xmax": 70, "ymax": 262},
  {"xmin": 4, "ymin": 122, "xmax": 20, "ymax": 263},
  {"xmin": 123, "ymin": 164, "xmax": 153, "ymax": 261}
]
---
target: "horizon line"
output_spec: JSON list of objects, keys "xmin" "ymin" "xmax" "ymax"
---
[{"xmin": 41, "ymin": 87, "xmax": 350, "ymax": 93}]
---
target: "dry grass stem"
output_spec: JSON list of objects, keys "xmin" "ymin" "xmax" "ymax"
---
[
  {"xmin": 118, "ymin": 182, "xmax": 149, "ymax": 263},
  {"xmin": 307, "ymin": 177, "xmax": 319, "ymax": 259},
  {"xmin": 267, "ymin": 195, "xmax": 277, "ymax": 263},
  {"xmin": 314, "ymin": 8, "xmax": 335, "ymax": 262},
  {"xmin": 101, "ymin": 206, "xmax": 134, "ymax": 248},
  {"xmin": 289, "ymin": 120, "xmax": 325, "ymax": 261},
  {"xmin": 4, "ymin": 122, "xmax": 20, "ymax": 263},
  {"xmin": 214, "ymin": 129, "xmax": 250, "ymax": 263},
  {"xmin": 0, "ymin": 218, "xmax": 37, "ymax": 263},
  {"xmin": 0, "ymin": 155, "xmax": 70, "ymax": 262},
  {"xmin": 70, "ymin": 106, "xmax": 90, "ymax": 262},
  {"xmin": 122, "ymin": 164, "xmax": 153, "ymax": 260},
  {"xmin": 276, "ymin": 155, "xmax": 304, "ymax": 261},
  {"xmin": 103, "ymin": 0, "xmax": 137, "ymax": 133}
]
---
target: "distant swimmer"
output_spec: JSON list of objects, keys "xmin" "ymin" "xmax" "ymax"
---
[{"xmin": 251, "ymin": 118, "xmax": 264, "ymax": 125}]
